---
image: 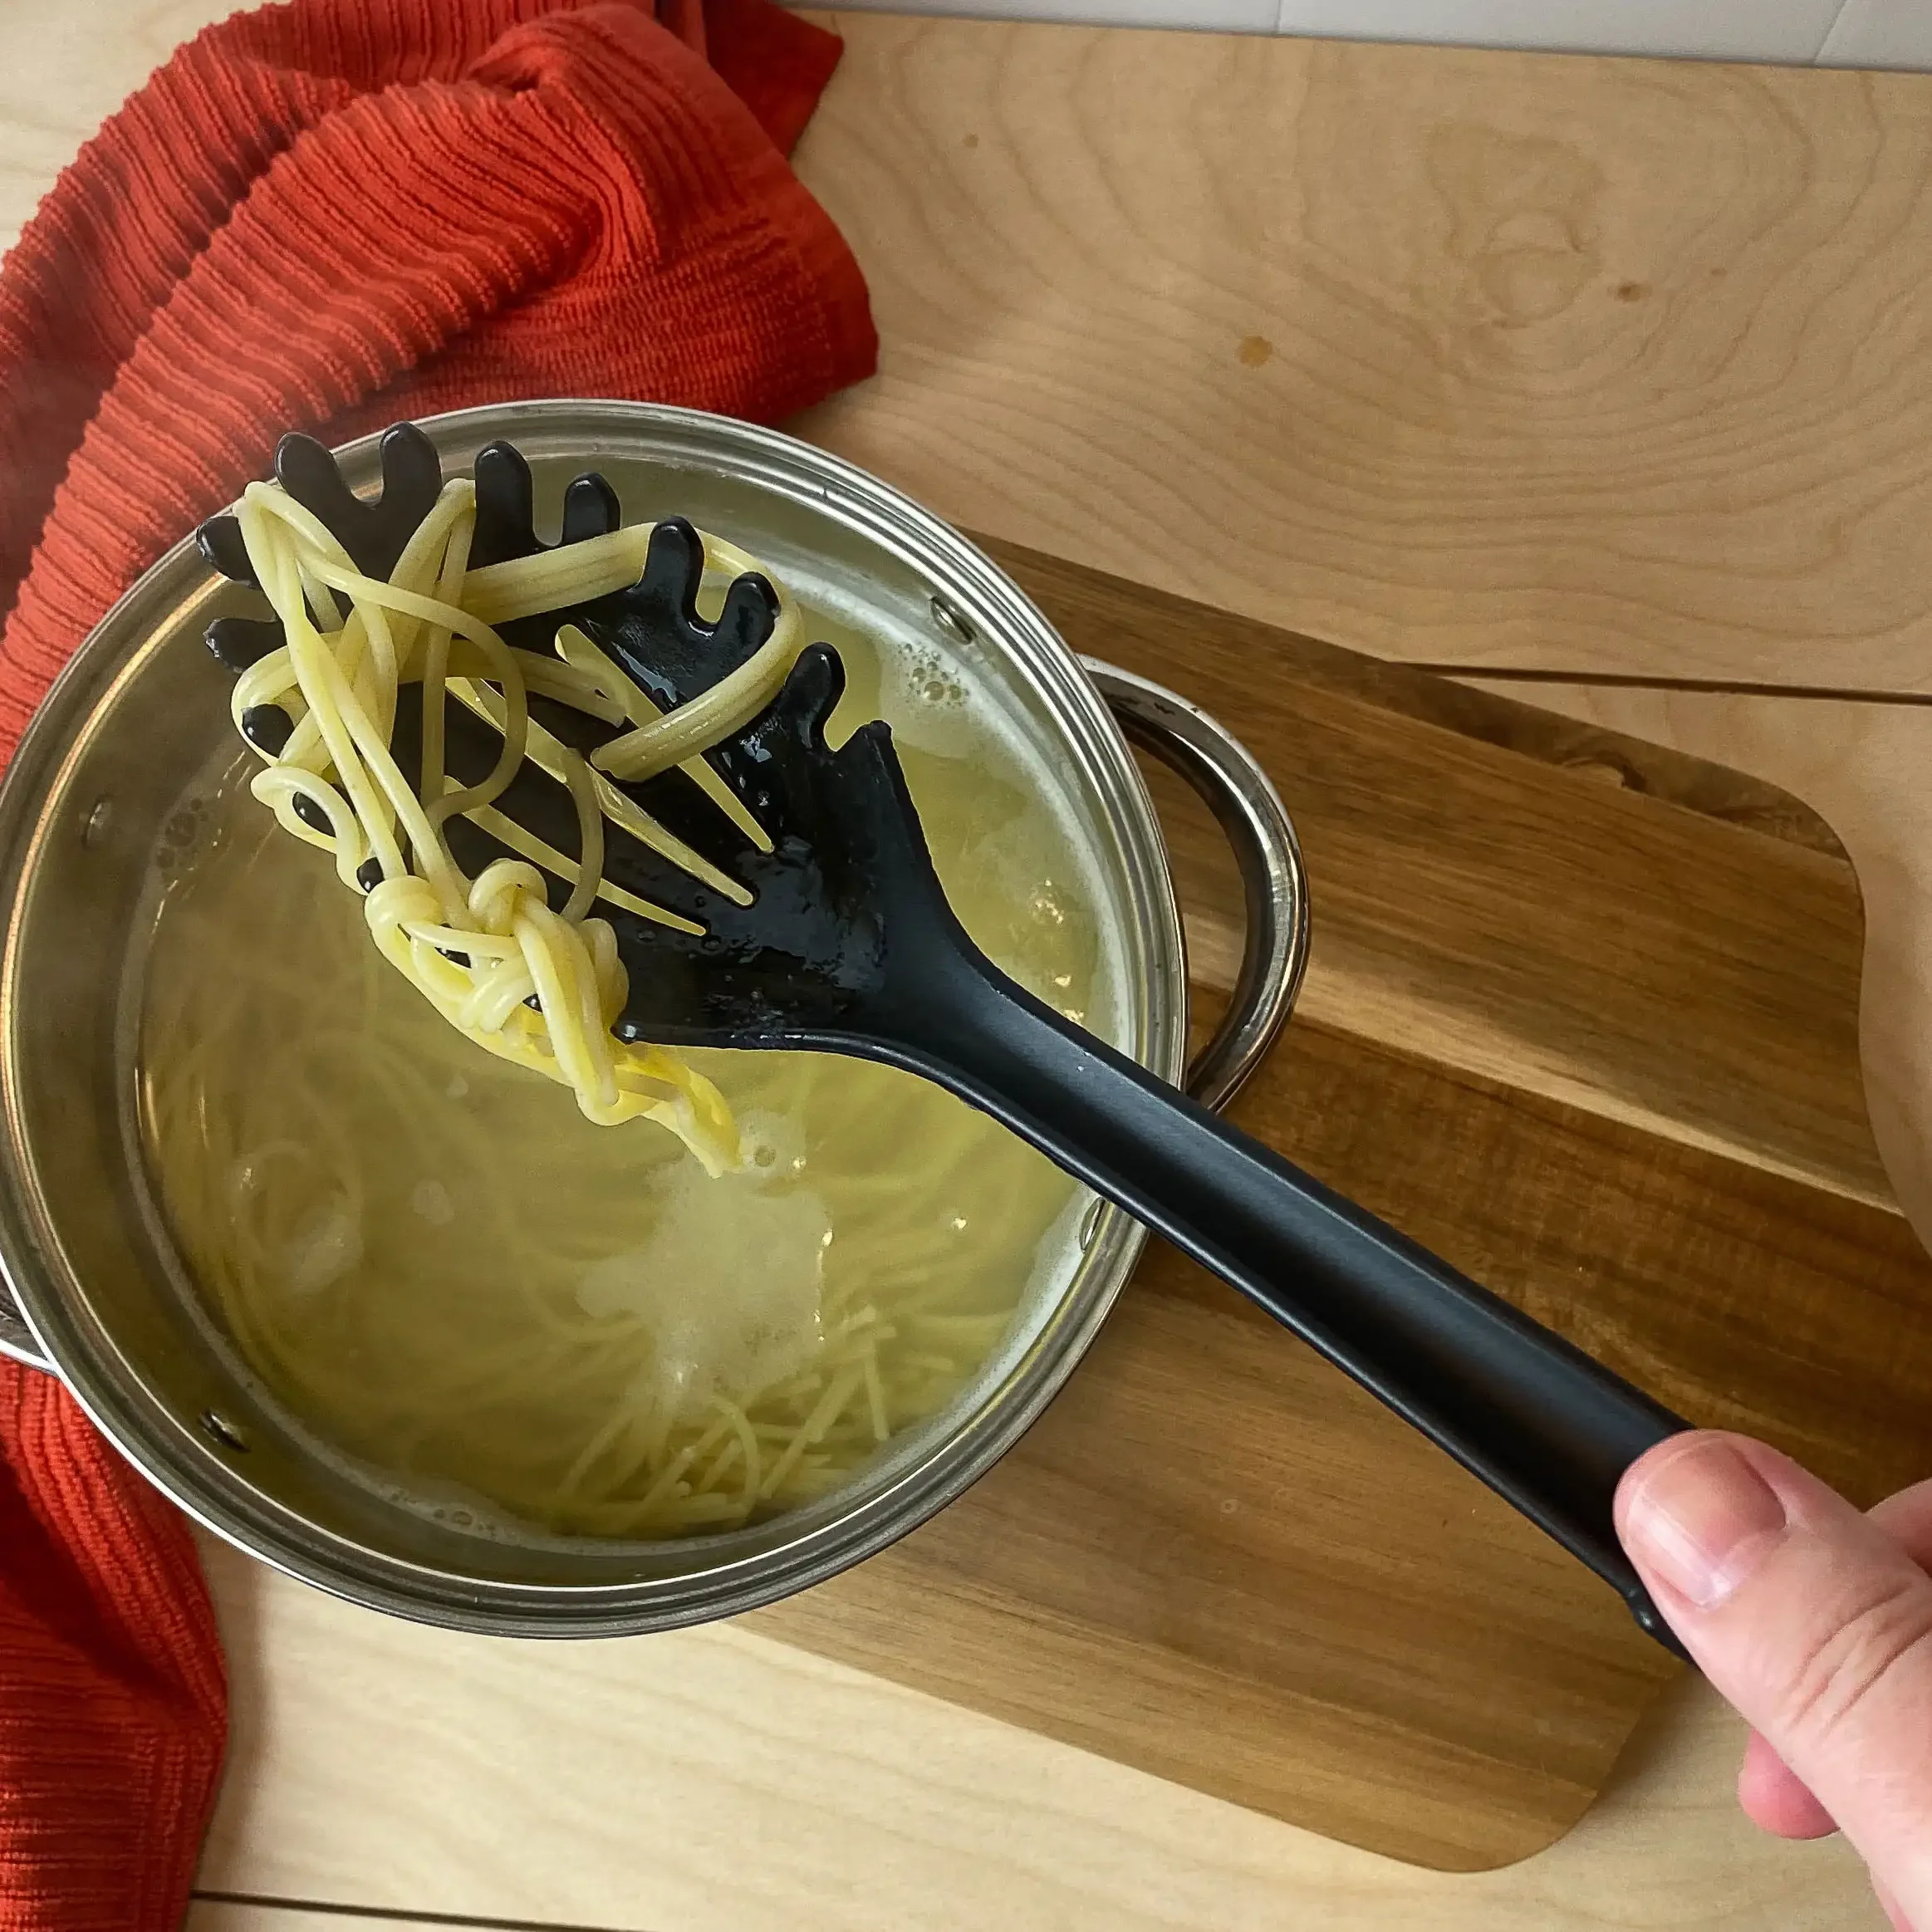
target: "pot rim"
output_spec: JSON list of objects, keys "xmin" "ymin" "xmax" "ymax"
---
[{"xmin": 0, "ymin": 401, "xmax": 1191, "ymax": 1635}]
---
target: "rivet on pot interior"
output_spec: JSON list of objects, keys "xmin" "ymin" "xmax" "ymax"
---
[
  {"xmin": 929, "ymin": 591, "xmax": 976, "ymax": 644},
  {"xmin": 1078, "ymin": 1196, "xmax": 1105, "ymax": 1249}
]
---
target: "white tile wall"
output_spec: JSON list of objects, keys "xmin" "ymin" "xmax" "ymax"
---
[
  {"xmin": 826, "ymin": 0, "xmax": 1279, "ymax": 29},
  {"xmin": 820, "ymin": 0, "xmax": 1932, "ymax": 69},
  {"xmin": 1817, "ymin": 0, "xmax": 1932, "ymax": 68},
  {"xmin": 1272, "ymin": 0, "xmax": 1845, "ymax": 62}
]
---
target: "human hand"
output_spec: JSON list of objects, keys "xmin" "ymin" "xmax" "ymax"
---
[{"xmin": 1616, "ymin": 1433, "xmax": 1932, "ymax": 1931}]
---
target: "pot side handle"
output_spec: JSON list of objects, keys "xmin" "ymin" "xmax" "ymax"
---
[{"xmin": 1083, "ymin": 659, "xmax": 1309, "ymax": 1111}]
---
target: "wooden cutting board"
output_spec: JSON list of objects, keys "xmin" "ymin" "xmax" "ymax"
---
[{"xmin": 744, "ymin": 537, "xmax": 1932, "ymax": 1873}]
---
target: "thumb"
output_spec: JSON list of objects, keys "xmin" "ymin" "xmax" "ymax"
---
[{"xmin": 1616, "ymin": 1432, "xmax": 1932, "ymax": 1922}]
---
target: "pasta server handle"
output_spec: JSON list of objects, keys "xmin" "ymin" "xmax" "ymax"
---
[
  {"xmin": 858, "ymin": 924, "xmax": 1694, "ymax": 1658},
  {"xmin": 606, "ymin": 643, "xmax": 1692, "ymax": 1655}
]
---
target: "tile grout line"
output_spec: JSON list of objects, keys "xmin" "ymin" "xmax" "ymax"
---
[
  {"xmin": 1812, "ymin": 0, "xmax": 1860, "ymax": 65},
  {"xmin": 192, "ymin": 1890, "xmax": 653, "ymax": 1932}
]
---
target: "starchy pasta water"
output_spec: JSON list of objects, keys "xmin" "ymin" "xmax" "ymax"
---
[{"xmin": 134, "ymin": 503, "xmax": 1113, "ymax": 1539}]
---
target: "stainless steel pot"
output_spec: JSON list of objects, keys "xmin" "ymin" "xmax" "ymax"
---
[{"xmin": 0, "ymin": 402, "xmax": 1306, "ymax": 1635}]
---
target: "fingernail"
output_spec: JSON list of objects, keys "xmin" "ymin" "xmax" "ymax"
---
[{"xmin": 1620, "ymin": 1437, "xmax": 1790, "ymax": 1611}]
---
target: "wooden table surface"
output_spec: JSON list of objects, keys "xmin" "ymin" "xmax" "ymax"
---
[{"xmin": 7, "ymin": 3, "xmax": 1930, "ymax": 1927}]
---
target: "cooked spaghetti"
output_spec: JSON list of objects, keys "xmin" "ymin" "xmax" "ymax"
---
[
  {"xmin": 229, "ymin": 476, "xmax": 807, "ymax": 1170},
  {"xmin": 140, "ymin": 503, "xmax": 1113, "ymax": 1539}
]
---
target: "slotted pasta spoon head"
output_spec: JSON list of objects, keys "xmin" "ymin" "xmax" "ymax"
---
[
  {"xmin": 194, "ymin": 424, "xmax": 1694, "ymax": 1660},
  {"xmin": 198, "ymin": 424, "xmax": 959, "ymax": 1050}
]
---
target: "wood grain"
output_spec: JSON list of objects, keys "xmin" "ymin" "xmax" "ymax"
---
[
  {"xmin": 18, "ymin": 7, "xmax": 1932, "ymax": 699},
  {"xmin": 998, "ymin": 541, "xmax": 1883, "ymax": 1198},
  {"xmin": 793, "ymin": 16, "xmax": 1932, "ymax": 692},
  {"xmin": 188, "ymin": 1906, "xmax": 452, "ymax": 1932},
  {"xmin": 194, "ymin": 1535, "xmax": 1882, "ymax": 1932},
  {"xmin": 708, "ymin": 539, "xmax": 1932, "ymax": 1871},
  {"xmin": 1459, "ymin": 676, "xmax": 1932, "ymax": 1246},
  {"xmin": 0, "ymin": 0, "xmax": 224, "ymax": 253}
]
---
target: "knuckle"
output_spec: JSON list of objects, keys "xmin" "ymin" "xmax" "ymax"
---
[{"xmin": 1778, "ymin": 1573, "xmax": 1932, "ymax": 1746}]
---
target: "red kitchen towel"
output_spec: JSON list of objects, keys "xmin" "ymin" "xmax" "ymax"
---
[
  {"xmin": 0, "ymin": 2, "xmax": 875, "ymax": 1926},
  {"xmin": 0, "ymin": 1380, "xmax": 225, "ymax": 1931},
  {"xmin": 0, "ymin": 0, "xmax": 875, "ymax": 763}
]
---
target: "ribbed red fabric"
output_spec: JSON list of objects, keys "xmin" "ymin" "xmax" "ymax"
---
[
  {"xmin": 0, "ymin": 1380, "xmax": 225, "ymax": 1930},
  {"xmin": 0, "ymin": 3, "xmax": 873, "ymax": 1926},
  {"xmin": 0, "ymin": 0, "xmax": 875, "ymax": 763}
]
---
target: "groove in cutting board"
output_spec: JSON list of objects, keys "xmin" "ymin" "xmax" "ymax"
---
[{"xmin": 744, "ymin": 538, "xmax": 1932, "ymax": 1871}]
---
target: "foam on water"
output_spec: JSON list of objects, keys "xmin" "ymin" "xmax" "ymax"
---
[{"xmin": 576, "ymin": 1139, "xmax": 831, "ymax": 1420}]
